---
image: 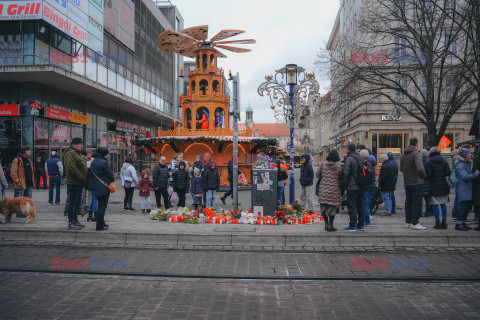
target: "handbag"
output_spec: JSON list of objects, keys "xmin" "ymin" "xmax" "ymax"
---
[
  {"xmin": 91, "ymin": 169, "xmax": 117, "ymax": 193},
  {"xmin": 449, "ymin": 169, "xmax": 459, "ymax": 186},
  {"xmin": 124, "ymin": 180, "xmax": 132, "ymax": 188},
  {"xmin": 315, "ymin": 163, "xmax": 324, "ymax": 196}
]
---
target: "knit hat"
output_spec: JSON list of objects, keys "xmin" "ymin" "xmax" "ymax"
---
[
  {"xmin": 194, "ymin": 168, "xmax": 200, "ymax": 174},
  {"xmin": 380, "ymin": 153, "xmax": 389, "ymax": 162},
  {"xmin": 51, "ymin": 151, "xmax": 57, "ymax": 156},
  {"xmin": 97, "ymin": 148, "xmax": 109, "ymax": 158},
  {"xmin": 359, "ymin": 149, "xmax": 369, "ymax": 158},
  {"xmin": 459, "ymin": 147, "xmax": 470, "ymax": 158},
  {"xmin": 72, "ymin": 137, "xmax": 83, "ymax": 145}
]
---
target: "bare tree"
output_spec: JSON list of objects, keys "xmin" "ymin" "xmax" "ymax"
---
[{"xmin": 317, "ymin": 0, "xmax": 476, "ymax": 146}]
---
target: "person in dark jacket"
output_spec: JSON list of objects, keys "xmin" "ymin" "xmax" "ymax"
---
[
  {"xmin": 299, "ymin": 154, "xmax": 314, "ymax": 211},
  {"xmin": 203, "ymin": 163, "xmax": 220, "ymax": 208},
  {"xmin": 425, "ymin": 147, "xmax": 451, "ymax": 229},
  {"xmin": 359, "ymin": 149, "xmax": 376, "ymax": 225},
  {"xmin": 173, "ymin": 161, "xmax": 190, "ymax": 208},
  {"xmin": 378, "ymin": 153, "xmax": 396, "ymax": 216},
  {"xmin": 189, "ymin": 155, "xmax": 204, "ymax": 205},
  {"xmin": 64, "ymin": 138, "xmax": 88, "ymax": 230},
  {"xmin": 472, "ymin": 147, "xmax": 480, "ymax": 231},
  {"xmin": 89, "ymin": 148, "xmax": 114, "ymax": 231},
  {"xmin": 191, "ymin": 168, "xmax": 204, "ymax": 209},
  {"xmin": 400, "ymin": 137, "xmax": 427, "ymax": 230},
  {"xmin": 153, "ymin": 156, "xmax": 171, "ymax": 209},
  {"xmin": 34, "ymin": 150, "xmax": 47, "ymax": 190},
  {"xmin": 421, "ymin": 149, "xmax": 433, "ymax": 217},
  {"xmin": 221, "ymin": 158, "xmax": 237, "ymax": 205},
  {"xmin": 387, "ymin": 152, "xmax": 398, "ymax": 214},
  {"xmin": 45, "ymin": 151, "xmax": 63, "ymax": 205},
  {"xmin": 454, "ymin": 148, "xmax": 479, "ymax": 231},
  {"xmin": 343, "ymin": 143, "xmax": 365, "ymax": 231}
]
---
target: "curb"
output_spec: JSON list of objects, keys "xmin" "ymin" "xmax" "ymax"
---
[{"xmin": 1, "ymin": 229, "xmax": 480, "ymax": 247}]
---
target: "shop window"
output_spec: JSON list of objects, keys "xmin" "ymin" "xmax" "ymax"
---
[
  {"xmin": 379, "ymin": 134, "xmax": 402, "ymax": 149},
  {"xmin": 199, "ymin": 80, "xmax": 208, "ymax": 95},
  {"xmin": 34, "ymin": 119, "xmax": 49, "ymax": 147},
  {"xmin": 0, "ymin": 118, "xmax": 22, "ymax": 167},
  {"xmin": 50, "ymin": 123, "xmax": 71, "ymax": 144}
]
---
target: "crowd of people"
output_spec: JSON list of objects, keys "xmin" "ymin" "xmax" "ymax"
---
[
  {"xmin": 1, "ymin": 136, "xmax": 480, "ymax": 234},
  {"xmin": 308, "ymin": 137, "xmax": 480, "ymax": 232}
]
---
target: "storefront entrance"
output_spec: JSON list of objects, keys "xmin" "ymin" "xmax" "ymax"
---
[{"xmin": 372, "ymin": 132, "xmax": 409, "ymax": 161}]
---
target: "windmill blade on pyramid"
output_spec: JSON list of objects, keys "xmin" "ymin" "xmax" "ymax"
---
[
  {"xmin": 213, "ymin": 49, "xmax": 227, "ymax": 58},
  {"xmin": 180, "ymin": 25, "xmax": 208, "ymax": 41},
  {"xmin": 215, "ymin": 45, "xmax": 252, "ymax": 53},
  {"xmin": 210, "ymin": 29, "xmax": 245, "ymax": 42},
  {"xmin": 156, "ymin": 30, "xmax": 199, "ymax": 57}
]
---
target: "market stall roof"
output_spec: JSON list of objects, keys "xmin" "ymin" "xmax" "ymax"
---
[{"xmin": 133, "ymin": 135, "xmax": 277, "ymax": 145}]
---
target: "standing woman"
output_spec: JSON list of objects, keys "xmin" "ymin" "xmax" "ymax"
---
[
  {"xmin": 120, "ymin": 157, "xmax": 138, "ymax": 211},
  {"xmin": 89, "ymin": 148, "xmax": 115, "ymax": 231},
  {"xmin": 454, "ymin": 148, "xmax": 480, "ymax": 231},
  {"xmin": 471, "ymin": 147, "xmax": 480, "ymax": 231},
  {"xmin": 425, "ymin": 147, "xmax": 451, "ymax": 229},
  {"xmin": 316, "ymin": 150, "xmax": 343, "ymax": 232},
  {"xmin": 421, "ymin": 149, "xmax": 433, "ymax": 217}
]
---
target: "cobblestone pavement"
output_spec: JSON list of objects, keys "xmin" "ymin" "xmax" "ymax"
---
[
  {"xmin": 1, "ymin": 244, "xmax": 480, "ymax": 279},
  {"xmin": 1, "ymin": 272, "xmax": 479, "ymax": 320}
]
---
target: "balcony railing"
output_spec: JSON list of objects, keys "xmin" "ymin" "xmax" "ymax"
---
[{"xmin": 157, "ymin": 127, "xmax": 252, "ymax": 137}]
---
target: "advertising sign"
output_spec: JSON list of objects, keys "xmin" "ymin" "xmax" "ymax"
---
[
  {"xmin": 68, "ymin": 0, "xmax": 88, "ymax": 14},
  {"xmin": 67, "ymin": 0, "xmax": 88, "ymax": 26},
  {"xmin": 104, "ymin": 0, "xmax": 134, "ymax": 51},
  {"xmin": 43, "ymin": 2, "xmax": 88, "ymax": 45},
  {"xmin": 0, "ymin": 1, "xmax": 42, "ymax": 20},
  {"xmin": 90, "ymin": 0, "xmax": 103, "ymax": 12},
  {"xmin": 46, "ymin": 107, "xmax": 70, "ymax": 122},
  {"xmin": 0, "ymin": 104, "xmax": 20, "ymax": 116},
  {"xmin": 71, "ymin": 112, "xmax": 90, "ymax": 125},
  {"xmin": 87, "ymin": 0, "xmax": 103, "ymax": 52},
  {"xmin": 43, "ymin": 0, "xmax": 68, "ymax": 15}
]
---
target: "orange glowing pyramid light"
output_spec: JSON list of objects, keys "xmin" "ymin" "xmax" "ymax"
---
[{"xmin": 134, "ymin": 25, "xmax": 276, "ymax": 185}]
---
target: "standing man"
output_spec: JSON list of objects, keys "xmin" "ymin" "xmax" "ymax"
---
[
  {"xmin": 63, "ymin": 138, "xmax": 88, "ymax": 230},
  {"xmin": 400, "ymin": 137, "xmax": 427, "ymax": 230},
  {"xmin": 359, "ymin": 149, "xmax": 376, "ymax": 226},
  {"xmin": 299, "ymin": 154, "xmax": 314, "ymax": 211},
  {"xmin": 153, "ymin": 156, "xmax": 171, "ymax": 209},
  {"xmin": 378, "ymin": 153, "xmax": 396, "ymax": 216},
  {"xmin": 35, "ymin": 150, "xmax": 47, "ymax": 190},
  {"xmin": 221, "ymin": 157, "xmax": 237, "ymax": 205},
  {"xmin": 11, "ymin": 146, "xmax": 35, "ymax": 218},
  {"xmin": 387, "ymin": 152, "xmax": 398, "ymax": 214},
  {"xmin": 45, "ymin": 150, "xmax": 63, "ymax": 205},
  {"xmin": 343, "ymin": 143, "xmax": 365, "ymax": 232}
]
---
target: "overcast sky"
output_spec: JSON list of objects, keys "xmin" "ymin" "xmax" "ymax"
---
[{"xmin": 170, "ymin": 0, "xmax": 340, "ymax": 123}]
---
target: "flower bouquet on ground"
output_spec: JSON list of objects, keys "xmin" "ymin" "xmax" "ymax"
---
[
  {"xmin": 274, "ymin": 210, "xmax": 286, "ymax": 224},
  {"xmin": 278, "ymin": 204, "xmax": 295, "ymax": 216},
  {"xmin": 150, "ymin": 209, "xmax": 172, "ymax": 221},
  {"xmin": 292, "ymin": 200, "xmax": 304, "ymax": 217}
]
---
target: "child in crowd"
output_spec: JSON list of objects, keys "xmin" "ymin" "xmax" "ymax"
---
[
  {"xmin": 138, "ymin": 170, "xmax": 153, "ymax": 214},
  {"xmin": 191, "ymin": 168, "xmax": 204, "ymax": 209}
]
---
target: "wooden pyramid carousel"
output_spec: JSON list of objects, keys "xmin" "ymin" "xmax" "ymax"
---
[{"xmin": 135, "ymin": 25, "xmax": 276, "ymax": 185}]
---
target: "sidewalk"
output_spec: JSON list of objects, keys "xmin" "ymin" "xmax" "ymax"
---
[{"xmin": 1, "ymin": 175, "xmax": 479, "ymax": 248}]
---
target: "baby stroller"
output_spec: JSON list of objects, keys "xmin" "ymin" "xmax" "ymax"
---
[{"xmin": 340, "ymin": 187, "xmax": 383, "ymax": 214}]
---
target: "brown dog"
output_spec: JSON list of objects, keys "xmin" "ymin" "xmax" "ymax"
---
[{"xmin": 0, "ymin": 197, "xmax": 36, "ymax": 224}]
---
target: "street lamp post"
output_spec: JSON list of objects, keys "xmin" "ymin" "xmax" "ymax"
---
[{"xmin": 258, "ymin": 64, "xmax": 319, "ymax": 204}]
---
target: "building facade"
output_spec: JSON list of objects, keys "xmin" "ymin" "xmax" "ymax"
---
[
  {"xmin": 0, "ymin": 0, "xmax": 183, "ymax": 175},
  {"xmin": 326, "ymin": 0, "xmax": 476, "ymax": 161}
]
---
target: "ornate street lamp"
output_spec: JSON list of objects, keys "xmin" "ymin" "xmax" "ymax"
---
[{"xmin": 258, "ymin": 64, "xmax": 319, "ymax": 204}]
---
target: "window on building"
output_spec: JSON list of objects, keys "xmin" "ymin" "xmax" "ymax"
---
[
  {"xmin": 445, "ymin": 34, "xmax": 457, "ymax": 55},
  {"xmin": 446, "ymin": 75, "xmax": 455, "ymax": 100},
  {"xmin": 395, "ymin": 76, "xmax": 407, "ymax": 101},
  {"xmin": 0, "ymin": 21, "xmax": 22, "ymax": 65}
]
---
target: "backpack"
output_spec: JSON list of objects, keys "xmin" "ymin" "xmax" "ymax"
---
[
  {"xmin": 278, "ymin": 166, "xmax": 288, "ymax": 181},
  {"xmin": 351, "ymin": 155, "xmax": 375, "ymax": 188},
  {"xmin": 449, "ymin": 169, "xmax": 459, "ymax": 186}
]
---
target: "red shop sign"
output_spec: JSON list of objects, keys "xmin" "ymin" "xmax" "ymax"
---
[
  {"xmin": 0, "ymin": 104, "xmax": 19, "ymax": 116},
  {"xmin": 46, "ymin": 107, "xmax": 70, "ymax": 122}
]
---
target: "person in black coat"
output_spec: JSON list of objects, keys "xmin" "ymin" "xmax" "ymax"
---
[
  {"xmin": 473, "ymin": 147, "xmax": 480, "ymax": 231},
  {"xmin": 89, "ymin": 148, "xmax": 114, "ymax": 231},
  {"xmin": 172, "ymin": 161, "xmax": 190, "ymax": 208},
  {"xmin": 426, "ymin": 147, "xmax": 452, "ymax": 229},
  {"xmin": 378, "ymin": 153, "xmax": 396, "ymax": 215},
  {"xmin": 221, "ymin": 158, "xmax": 237, "ymax": 205},
  {"xmin": 387, "ymin": 152, "xmax": 399, "ymax": 214},
  {"xmin": 421, "ymin": 149, "xmax": 433, "ymax": 217},
  {"xmin": 299, "ymin": 154, "xmax": 314, "ymax": 210},
  {"xmin": 153, "ymin": 156, "xmax": 171, "ymax": 209},
  {"xmin": 203, "ymin": 163, "xmax": 220, "ymax": 208}
]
